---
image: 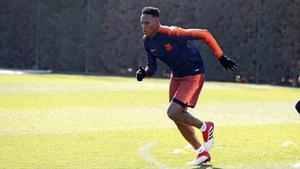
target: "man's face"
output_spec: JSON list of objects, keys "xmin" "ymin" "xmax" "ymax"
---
[{"xmin": 140, "ymin": 14, "xmax": 159, "ymax": 37}]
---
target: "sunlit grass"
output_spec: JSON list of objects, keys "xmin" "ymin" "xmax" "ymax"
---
[{"xmin": 0, "ymin": 74, "xmax": 299, "ymax": 169}]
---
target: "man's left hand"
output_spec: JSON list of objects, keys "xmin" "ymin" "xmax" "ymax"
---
[{"xmin": 218, "ymin": 55, "xmax": 238, "ymax": 71}]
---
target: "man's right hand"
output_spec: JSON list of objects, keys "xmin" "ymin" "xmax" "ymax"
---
[{"xmin": 136, "ymin": 65, "xmax": 146, "ymax": 81}]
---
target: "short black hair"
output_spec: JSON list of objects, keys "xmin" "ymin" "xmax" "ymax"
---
[{"xmin": 141, "ymin": 7, "xmax": 160, "ymax": 18}]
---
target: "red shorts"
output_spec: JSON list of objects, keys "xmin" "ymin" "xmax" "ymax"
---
[{"xmin": 169, "ymin": 74, "xmax": 205, "ymax": 108}]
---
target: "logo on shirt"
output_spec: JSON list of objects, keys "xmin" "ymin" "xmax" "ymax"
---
[
  {"xmin": 164, "ymin": 43, "xmax": 173, "ymax": 51},
  {"xmin": 150, "ymin": 49, "xmax": 157, "ymax": 52}
]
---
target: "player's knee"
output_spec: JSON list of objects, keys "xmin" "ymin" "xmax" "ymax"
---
[
  {"xmin": 167, "ymin": 108, "xmax": 179, "ymax": 121},
  {"xmin": 167, "ymin": 101, "xmax": 185, "ymax": 121},
  {"xmin": 296, "ymin": 100, "xmax": 300, "ymax": 114},
  {"xmin": 167, "ymin": 107, "xmax": 183, "ymax": 121},
  {"xmin": 167, "ymin": 111, "xmax": 176, "ymax": 120}
]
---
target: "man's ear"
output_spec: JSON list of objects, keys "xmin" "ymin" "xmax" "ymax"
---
[{"xmin": 154, "ymin": 17, "xmax": 160, "ymax": 24}]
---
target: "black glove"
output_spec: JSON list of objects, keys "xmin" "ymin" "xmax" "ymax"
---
[
  {"xmin": 136, "ymin": 65, "xmax": 146, "ymax": 81},
  {"xmin": 218, "ymin": 55, "xmax": 238, "ymax": 71},
  {"xmin": 296, "ymin": 100, "xmax": 300, "ymax": 114}
]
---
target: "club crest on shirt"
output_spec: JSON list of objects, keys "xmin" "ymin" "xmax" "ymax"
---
[{"xmin": 164, "ymin": 43, "xmax": 173, "ymax": 51}]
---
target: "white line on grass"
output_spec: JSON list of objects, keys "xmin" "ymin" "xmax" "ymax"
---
[
  {"xmin": 139, "ymin": 142, "xmax": 299, "ymax": 169},
  {"xmin": 282, "ymin": 140, "xmax": 297, "ymax": 147},
  {"xmin": 139, "ymin": 142, "xmax": 194, "ymax": 169},
  {"xmin": 139, "ymin": 142, "xmax": 174, "ymax": 169},
  {"xmin": 293, "ymin": 162, "xmax": 300, "ymax": 168}
]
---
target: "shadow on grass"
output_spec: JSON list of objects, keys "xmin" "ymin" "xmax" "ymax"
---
[{"xmin": 193, "ymin": 164, "xmax": 222, "ymax": 169}]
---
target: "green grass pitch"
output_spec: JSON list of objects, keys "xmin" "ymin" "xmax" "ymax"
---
[{"xmin": 0, "ymin": 74, "xmax": 299, "ymax": 169}]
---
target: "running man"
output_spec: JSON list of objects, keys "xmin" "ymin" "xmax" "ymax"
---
[{"xmin": 136, "ymin": 7, "xmax": 237, "ymax": 165}]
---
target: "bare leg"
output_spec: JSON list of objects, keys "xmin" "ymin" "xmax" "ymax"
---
[
  {"xmin": 167, "ymin": 102, "xmax": 203, "ymax": 129},
  {"xmin": 175, "ymin": 122, "xmax": 201, "ymax": 149},
  {"xmin": 167, "ymin": 101, "xmax": 205, "ymax": 150}
]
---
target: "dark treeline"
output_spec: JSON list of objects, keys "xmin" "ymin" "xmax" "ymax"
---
[{"xmin": 1, "ymin": 0, "xmax": 300, "ymax": 86}]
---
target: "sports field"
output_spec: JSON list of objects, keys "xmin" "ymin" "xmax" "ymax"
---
[{"xmin": 0, "ymin": 74, "xmax": 299, "ymax": 169}]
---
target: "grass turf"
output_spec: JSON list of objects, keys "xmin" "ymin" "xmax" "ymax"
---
[{"xmin": 0, "ymin": 74, "xmax": 299, "ymax": 169}]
